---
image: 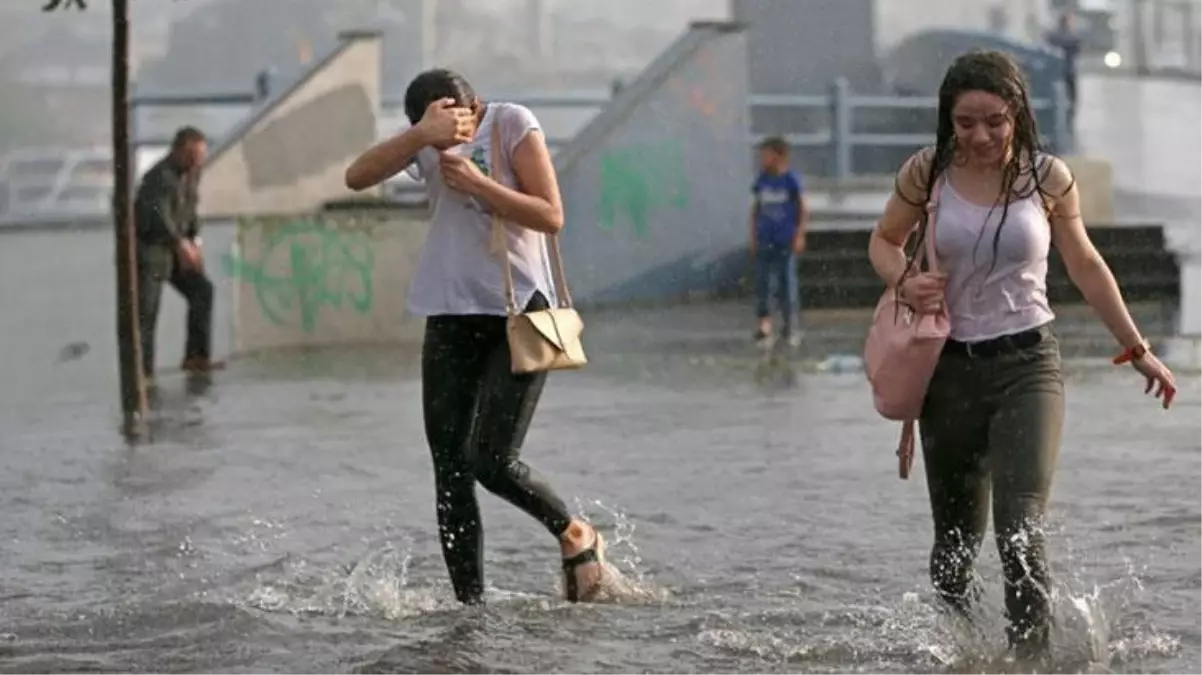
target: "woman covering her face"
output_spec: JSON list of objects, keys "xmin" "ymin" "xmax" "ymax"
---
[{"xmin": 345, "ymin": 69, "xmax": 611, "ymax": 606}]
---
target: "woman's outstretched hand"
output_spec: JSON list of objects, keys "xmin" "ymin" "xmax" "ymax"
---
[{"xmin": 1131, "ymin": 351, "xmax": 1177, "ymax": 409}]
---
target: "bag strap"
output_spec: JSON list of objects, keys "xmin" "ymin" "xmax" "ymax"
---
[
  {"xmin": 913, "ymin": 176, "xmax": 943, "ymax": 274},
  {"xmin": 898, "ymin": 420, "xmax": 916, "ymax": 480},
  {"xmin": 487, "ymin": 106, "xmax": 574, "ymax": 315}
]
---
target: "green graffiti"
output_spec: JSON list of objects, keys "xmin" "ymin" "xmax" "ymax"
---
[
  {"xmin": 596, "ymin": 141, "xmax": 691, "ymax": 238},
  {"xmin": 221, "ymin": 219, "xmax": 374, "ymax": 333}
]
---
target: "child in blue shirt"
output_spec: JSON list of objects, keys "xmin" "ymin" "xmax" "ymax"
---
[{"xmin": 750, "ymin": 136, "xmax": 809, "ymax": 347}]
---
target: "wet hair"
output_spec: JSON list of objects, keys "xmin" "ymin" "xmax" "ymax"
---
[
  {"xmin": 899, "ymin": 50, "xmax": 1070, "ymax": 283},
  {"xmin": 171, "ymin": 126, "xmax": 205, "ymax": 150},
  {"xmin": 403, "ymin": 68, "xmax": 478, "ymax": 125},
  {"xmin": 758, "ymin": 136, "xmax": 789, "ymax": 156}
]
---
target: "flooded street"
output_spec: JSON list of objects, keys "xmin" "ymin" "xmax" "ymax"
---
[{"xmin": 1, "ymin": 226, "xmax": 1198, "ymax": 673}]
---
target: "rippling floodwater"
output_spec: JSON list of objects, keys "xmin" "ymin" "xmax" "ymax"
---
[
  {"xmin": 1, "ymin": 331, "xmax": 1198, "ymax": 673},
  {"xmin": 1, "ymin": 225, "xmax": 1199, "ymax": 673}
]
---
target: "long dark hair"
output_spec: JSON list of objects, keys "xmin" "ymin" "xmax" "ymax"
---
[
  {"xmin": 402, "ymin": 68, "xmax": 479, "ymax": 125},
  {"xmin": 901, "ymin": 50, "xmax": 1062, "ymax": 282}
]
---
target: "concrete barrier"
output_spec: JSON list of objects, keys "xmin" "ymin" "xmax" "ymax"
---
[
  {"xmin": 199, "ymin": 24, "xmax": 1194, "ymax": 354},
  {"xmin": 1063, "ymin": 155, "xmax": 1116, "ymax": 225},
  {"xmin": 221, "ymin": 206, "xmax": 429, "ymax": 354},
  {"xmin": 199, "ymin": 30, "xmax": 384, "ymax": 219},
  {"xmin": 554, "ymin": 21, "xmax": 754, "ymax": 305},
  {"xmin": 1163, "ymin": 225, "xmax": 1201, "ymax": 371}
]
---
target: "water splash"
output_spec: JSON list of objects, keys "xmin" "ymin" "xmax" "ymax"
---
[
  {"xmin": 686, "ymin": 549, "xmax": 1182, "ymax": 674},
  {"xmin": 571, "ymin": 498, "xmax": 669, "ymax": 604},
  {"xmin": 243, "ymin": 539, "xmax": 451, "ymax": 620},
  {"xmin": 919, "ymin": 555, "xmax": 1180, "ymax": 673}
]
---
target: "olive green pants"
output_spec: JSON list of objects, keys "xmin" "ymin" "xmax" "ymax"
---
[{"xmin": 919, "ymin": 325, "xmax": 1064, "ymax": 653}]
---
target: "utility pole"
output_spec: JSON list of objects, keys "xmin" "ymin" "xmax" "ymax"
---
[
  {"xmin": 111, "ymin": 0, "xmax": 147, "ymax": 436},
  {"xmin": 45, "ymin": 0, "xmax": 144, "ymax": 438}
]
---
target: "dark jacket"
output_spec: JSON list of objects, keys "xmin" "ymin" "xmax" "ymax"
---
[
  {"xmin": 134, "ymin": 157, "xmax": 199, "ymax": 277},
  {"xmin": 134, "ymin": 156, "xmax": 199, "ymax": 247},
  {"xmin": 1046, "ymin": 27, "xmax": 1080, "ymax": 80}
]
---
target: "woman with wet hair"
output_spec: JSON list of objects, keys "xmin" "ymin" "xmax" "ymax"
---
[
  {"xmin": 345, "ymin": 69, "xmax": 610, "ymax": 605},
  {"xmin": 868, "ymin": 51, "xmax": 1176, "ymax": 660}
]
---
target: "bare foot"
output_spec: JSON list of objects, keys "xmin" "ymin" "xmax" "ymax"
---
[{"xmin": 560, "ymin": 519, "xmax": 606, "ymax": 602}]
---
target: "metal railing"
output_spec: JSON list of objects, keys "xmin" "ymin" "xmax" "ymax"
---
[
  {"xmin": 0, "ymin": 148, "xmax": 113, "ymax": 227},
  {"xmin": 748, "ymin": 77, "xmax": 1072, "ymax": 179},
  {"xmin": 129, "ymin": 69, "xmax": 274, "ymax": 151},
  {"xmin": 378, "ymin": 91, "xmax": 610, "ymax": 152},
  {"xmin": 114, "ymin": 74, "xmax": 1072, "ymax": 183},
  {"xmin": 378, "ymin": 78, "xmax": 1070, "ymax": 181},
  {"xmin": 1116, "ymin": 0, "xmax": 1201, "ymax": 79},
  {"xmin": 379, "ymin": 92, "xmax": 612, "ymax": 112}
]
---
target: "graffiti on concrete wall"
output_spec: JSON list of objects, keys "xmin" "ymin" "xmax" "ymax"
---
[
  {"xmin": 595, "ymin": 141, "xmax": 691, "ymax": 239},
  {"xmin": 221, "ymin": 219, "xmax": 375, "ymax": 332},
  {"xmin": 667, "ymin": 46, "xmax": 742, "ymax": 125}
]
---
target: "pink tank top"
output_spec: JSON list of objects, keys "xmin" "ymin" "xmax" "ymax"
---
[{"xmin": 933, "ymin": 173, "xmax": 1056, "ymax": 342}]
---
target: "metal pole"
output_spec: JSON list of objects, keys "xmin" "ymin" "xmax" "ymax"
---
[
  {"xmin": 1153, "ymin": 0, "xmax": 1165, "ymax": 49},
  {"xmin": 111, "ymin": 0, "xmax": 147, "ymax": 435},
  {"xmin": 1183, "ymin": 0, "xmax": 1200, "ymax": 75},
  {"xmin": 420, "ymin": 0, "xmax": 437, "ymax": 70},
  {"xmin": 1132, "ymin": 0, "xmax": 1150, "ymax": 75},
  {"xmin": 1051, "ymin": 81, "xmax": 1071, "ymax": 155},
  {"xmin": 829, "ymin": 77, "xmax": 852, "ymax": 181},
  {"xmin": 255, "ymin": 68, "xmax": 274, "ymax": 100}
]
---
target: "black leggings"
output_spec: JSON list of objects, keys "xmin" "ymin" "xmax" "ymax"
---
[
  {"xmin": 421, "ymin": 292, "xmax": 573, "ymax": 604},
  {"xmin": 919, "ymin": 326, "xmax": 1064, "ymax": 655}
]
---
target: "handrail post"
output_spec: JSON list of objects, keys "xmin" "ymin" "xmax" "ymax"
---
[
  {"xmin": 255, "ymin": 68, "xmax": 273, "ymax": 100},
  {"xmin": 1131, "ymin": 0, "xmax": 1150, "ymax": 75},
  {"xmin": 1051, "ymin": 81, "xmax": 1070, "ymax": 154},
  {"xmin": 829, "ymin": 77, "xmax": 851, "ymax": 180},
  {"xmin": 1184, "ymin": 0, "xmax": 1200, "ymax": 75}
]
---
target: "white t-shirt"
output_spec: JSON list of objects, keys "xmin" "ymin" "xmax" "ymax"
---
[{"xmin": 405, "ymin": 102, "xmax": 557, "ymax": 317}]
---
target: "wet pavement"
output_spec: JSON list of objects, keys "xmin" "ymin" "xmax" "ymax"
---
[{"xmin": 2, "ymin": 224, "xmax": 1200, "ymax": 673}]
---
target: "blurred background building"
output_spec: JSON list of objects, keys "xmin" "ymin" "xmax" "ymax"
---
[{"xmin": 0, "ymin": 0, "xmax": 1197, "ymax": 224}]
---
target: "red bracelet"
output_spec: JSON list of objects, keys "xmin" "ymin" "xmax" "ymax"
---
[{"xmin": 1112, "ymin": 342, "xmax": 1149, "ymax": 365}]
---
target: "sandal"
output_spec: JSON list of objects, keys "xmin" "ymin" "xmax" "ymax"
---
[{"xmin": 562, "ymin": 525, "xmax": 606, "ymax": 603}]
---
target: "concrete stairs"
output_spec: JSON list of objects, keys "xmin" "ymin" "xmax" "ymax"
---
[{"xmin": 791, "ymin": 224, "xmax": 1180, "ymax": 310}]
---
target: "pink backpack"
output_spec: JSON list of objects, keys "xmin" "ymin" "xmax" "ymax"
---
[{"xmin": 863, "ymin": 179, "xmax": 950, "ymax": 479}]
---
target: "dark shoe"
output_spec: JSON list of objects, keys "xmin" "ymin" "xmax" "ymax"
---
[{"xmin": 181, "ymin": 357, "xmax": 225, "ymax": 374}]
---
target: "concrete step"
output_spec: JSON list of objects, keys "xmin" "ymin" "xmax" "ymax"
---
[
  {"xmin": 749, "ymin": 223, "xmax": 1186, "ymax": 309},
  {"xmin": 583, "ymin": 300, "xmax": 1178, "ymax": 364}
]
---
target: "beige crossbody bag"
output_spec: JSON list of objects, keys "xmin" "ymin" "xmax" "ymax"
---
[{"xmin": 487, "ymin": 113, "xmax": 588, "ymax": 374}]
